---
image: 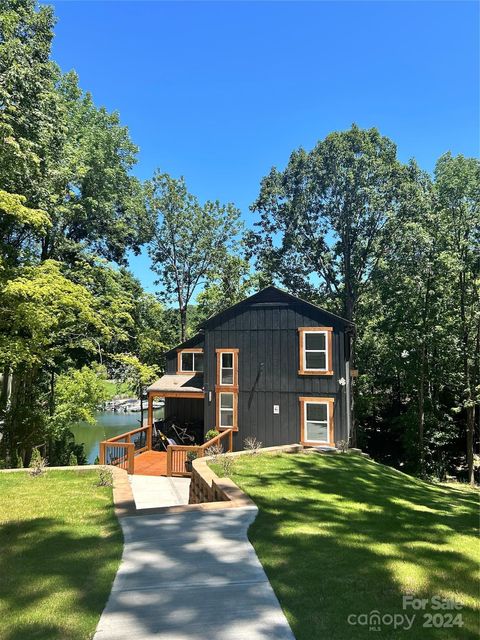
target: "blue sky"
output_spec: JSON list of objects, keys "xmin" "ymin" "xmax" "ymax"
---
[{"xmin": 48, "ymin": 1, "xmax": 479, "ymax": 292}]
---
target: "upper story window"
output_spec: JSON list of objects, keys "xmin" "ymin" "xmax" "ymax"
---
[
  {"xmin": 298, "ymin": 327, "xmax": 333, "ymax": 375},
  {"xmin": 216, "ymin": 349, "xmax": 239, "ymax": 388},
  {"xmin": 177, "ymin": 349, "xmax": 203, "ymax": 374}
]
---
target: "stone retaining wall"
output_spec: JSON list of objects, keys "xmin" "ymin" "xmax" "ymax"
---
[{"xmin": 189, "ymin": 443, "xmax": 303, "ymax": 505}]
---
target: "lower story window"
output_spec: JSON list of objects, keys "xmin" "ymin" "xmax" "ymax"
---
[
  {"xmin": 299, "ymin": 397, "xmax": 334, "ymax": 445},
  {"xmin": 217, "ymin": 391, "xmax": 237, "ymax": 430}
]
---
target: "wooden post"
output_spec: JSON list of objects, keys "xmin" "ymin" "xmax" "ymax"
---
[
  {"xmin": 166, "ymin": 445, "xmax": 172, "ymax": 476},
  {"xmin": 99, "ymin": 442, "xmax": 106, "ymax": 465},
  {"xmin": 147, "ymin": 425, "xmax": 152, "ymax": 451},
  {"xmin": 229, "ymin": 429, "xmax": 233, "ymax": 452},
  {"xmin": 127, "ymin": 443, "xmax": 135, "ymax": 475},
  {"xmin": 147, "ymin": 391, "xmax": 153, "ymax": 429}
]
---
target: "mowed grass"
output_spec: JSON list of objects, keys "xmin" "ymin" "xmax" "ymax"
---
[
  {"xmin": 0, "ymin": 470, "xmax": 123, "ymax": 640},
  {"xmin": 212, "ymin": 453, "xmax": 479, "ymax": 640}
]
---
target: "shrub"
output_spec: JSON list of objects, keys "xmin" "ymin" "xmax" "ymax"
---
[
  {"xmin": 243, "ymin": 436, "xmax": 262, "ymax": 454},
  {"xmin": 186, "ymin": 450, "xmax": 198, "ymax": 462},
  {"xmin": 96, "ymin": 468, "xmax": 112, "ymax": 487},
  {"xmin": 218, "ymin": 454, "xmax": 235, "ymax": 477},
  {"xmin": 29, "ymin": 448, "xmax": 47, "ymax": 477},
  {"xmin": 205, "ymin": 443, "xmax": 223, "ymax": 460},
  {"xmin": 205, "ymin": 444, "xmax": 235, "ymax": 476},
  {"xmin": 204, "ymin": 429, "xmax": 219, "ymax": 443},
  {"xmin": 68, "ymin": 452, "xmax": 78, "ymax": 466},
  {"xmin": 337, "ymin": 439, "xmax": 349, "ymax": 453}
]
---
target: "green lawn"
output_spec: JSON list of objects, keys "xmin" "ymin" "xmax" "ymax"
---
[
  {"xmin": 0, "ymin": 470, "xmax": 122, "ymax": 640},
  {"xmin": 212, "ymin": 453, "xmax": 479, "ymax": 640}
]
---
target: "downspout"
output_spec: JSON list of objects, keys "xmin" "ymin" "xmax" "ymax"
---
[{"xmin": 345, "ymin": 327, "xmax": 355, "ymax": 445}]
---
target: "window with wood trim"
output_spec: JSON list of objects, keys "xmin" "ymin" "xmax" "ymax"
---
[
  {"xmin": 215, "ymin": 349, "xmax": 239, "ymax": 388},
  {"xmin": 215, "ymin": 348, "xmax": 239, "ymax": 430},
  {"xmin": 177, "ymin": 349, "xmax": 204, "ymax": 374},
  {"xmin": 218, "ymin": 392, "xmax": 236, "ymax": 429},
  {"xmin": 299, "ymin": 397, "xmax": 334, "ymax": 445},
  {"xmin": 298, "ymin": 327, "xmax": 333, "ymax": 375}
]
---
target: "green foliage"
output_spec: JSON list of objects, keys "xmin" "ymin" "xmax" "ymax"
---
[
  {"xmin": 0, "ymin": 0, "xmax": 165, "ymax": 469},
  {"xmin": 51, "ymin": 365, "xmax": 109, "ymax": 435},
  {"xmin": 111, "ymin": 353, "xmax": 159, "ymax": 398},
  {"xmin": 0, "ymin": 260, "xmax": 106, "ymax": 369},
  {"xmin": 250, "ymin": 125, "xmax": 479, "ymax": 481},
  {"xmin": 68, "ymin": 452, "xmax": 78, "ymax": 466},
  {"xmin": 28, "ymin": 447, "xmax": 47, "ymax": 476},
  {"xmin": 204, "ymin": 429, "xmax": 219, "ymax": 442},
  {"xmin": 0, "ymin": 190, "xmax": 51, "ymax": 265},
  {"xmin": 48, "ymin": 429, "xmax": 87, "ymax": 467},
  {"xmin": 355, "ymin": 153, "xmax": 479, "ymax": 480},
  {"xmin": 248, "ymin": 124, "xmax": 411, "ymax": 320},
  {"xmin": 195, "ymin": 253, "xmax": 259, "ymax": 327},
  {"xmin": 147, "ymin": 171, "xmax": 242, "ymax": 340}
]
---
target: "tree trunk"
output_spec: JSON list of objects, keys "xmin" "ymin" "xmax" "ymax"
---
[
  {"xmin": 459, "ymin": 270, "xmax": 475, "ymax": 485},
  {"xmin": 418, "ymin": 269, "xmax": 432, "ymax": 477},
  {"xmin": 418, "ymin": 342, "xmax": 426, "ymax": 477},
  {"xmin": 343, "ymin": 217, "xmax": 357, "ymax": 446},
  {"xmin": 0, "ymin": 367, "xmax": 11, "ymax": 413},
  {"xmin": 179, "ymin": 306, "xmax": 187, "ymax": 343},
  {"xmin": 466, "ymin": 404, "xmax": 475, "ymax": 485}
]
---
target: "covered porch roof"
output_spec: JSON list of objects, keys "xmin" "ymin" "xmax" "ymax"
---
[{"xmin": 147, "ymin": 373, "xmax": 204, "ymax": 397}]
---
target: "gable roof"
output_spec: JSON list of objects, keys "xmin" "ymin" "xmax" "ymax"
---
[
  {"xmin": 164, "ymin": 332, "xmax": 204, "ymax": 357},
  {"xmin": 199, "ymin": 285, "xmax": 354, "ymax": 329}
]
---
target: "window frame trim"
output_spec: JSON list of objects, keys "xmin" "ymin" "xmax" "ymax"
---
[
  {"xmin": 299, "ymin": 397, "xmax": 335, "ymax": 446},
  {"xmin": 298, "ymin": 327, "xmax": 333, "ymax": 376},
  {"xmin": 215, "ymin": 348, "xmax": 239, "ymax": 389},
  {"xmin": 215, "ymin": 348, "xmax": 239, "ymax": 431},
  {"xmin": 217, "ymin": 391, "xmax": 237, "ymax": 430},
  {"xmin": 176, "ymin": 348, "xmax": 204, "ymax": 374}
]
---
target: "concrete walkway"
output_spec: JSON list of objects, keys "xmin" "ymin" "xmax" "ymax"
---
[
  {"xmin": 129, "ymin": 475, "xmax": 191, "ymax": 509},
  {"xmin": 93, "ymin": 507, "xmax": 295, "ymax": 640}
]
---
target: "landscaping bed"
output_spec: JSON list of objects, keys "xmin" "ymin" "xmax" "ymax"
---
[
  {"xmin": 0, "ymin": 470, "xmax": 122, "ymax": 640},
  {"xmin": 210, "ymin": 453, "xmax": 479, "ymax": 640}
]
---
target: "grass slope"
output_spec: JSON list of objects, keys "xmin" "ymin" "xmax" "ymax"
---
[
  {"xmin": 219, "ymin": 453, "xmax": 479, "ymax": 640},
  {"xmin": 0, "ymin": 470, "xmax": 122, "ymax": 640}
]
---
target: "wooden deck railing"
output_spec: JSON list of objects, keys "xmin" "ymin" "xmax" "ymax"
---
[
  {"xmin": 99, "ymin": 423, "xmax": 233, "ymax": 477},
  {"xmin": 99, "ymin": 424, "xmax": 152, "ymax": 474},
  {"xmin": 167, "ymin": 429, "xmax": 234, "ymax": 477}
]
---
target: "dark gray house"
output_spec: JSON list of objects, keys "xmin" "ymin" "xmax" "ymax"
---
[{"xmin": 146, "ymin": 286, "xmax": 354, "ymax": 450}]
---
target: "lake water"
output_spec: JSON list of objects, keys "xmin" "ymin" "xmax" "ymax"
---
[{"xmin": 71, "ymin": 408, "xmax": 164, "ymax": 463}]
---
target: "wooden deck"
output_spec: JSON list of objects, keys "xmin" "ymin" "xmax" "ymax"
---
[{"xmin": 133, "ymin": 451, "xmax": 168, "ymax": 476}]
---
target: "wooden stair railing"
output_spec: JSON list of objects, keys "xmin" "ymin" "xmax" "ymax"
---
[
  {"xmin": 99, "ymin": 424, "xmax": 152, "ymax": 474},
  {"xmin": 166, "ymin": 428, "xmax": 234, "ymax": 477}
]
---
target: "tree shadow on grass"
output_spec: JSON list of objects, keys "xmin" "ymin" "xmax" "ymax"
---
[
  {"xmin": 234, "ymin": 454, "xmax": 479, "ymax": 640},
  {"xmin": 0, "ymin": 506, "xmax": 122, "ymax": 640}
]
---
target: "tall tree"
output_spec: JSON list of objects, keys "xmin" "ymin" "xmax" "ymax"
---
[
  {"xmin": 0, "ymin": 0, "xmax": 155, "ymax": 467},
  {"xmin": 248, "ymin": 125, "xmax": 412, "ymax": 323},
  {"xmin": 434, "ymin": 153, "xmax": 480, "ymax": 485},
  {"xmin": 0, "ymin": 0, "xmax": 150, "ymax": 269},
  {"xmin": 147, "ymin": 172, "xmax": 241, "ymax": 341},
  {"xmin": 194, "ymin": 253, "xmax": 259, "ymax": 325}
]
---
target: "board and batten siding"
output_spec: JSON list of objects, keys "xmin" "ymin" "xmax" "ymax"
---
[
  {"xmin": 165, "ymin": 335, "xmax": 205, "ymax": 375},
  {"xmin": 202, "ymin": 301, "xmax": 349, "ymax": 450}
]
